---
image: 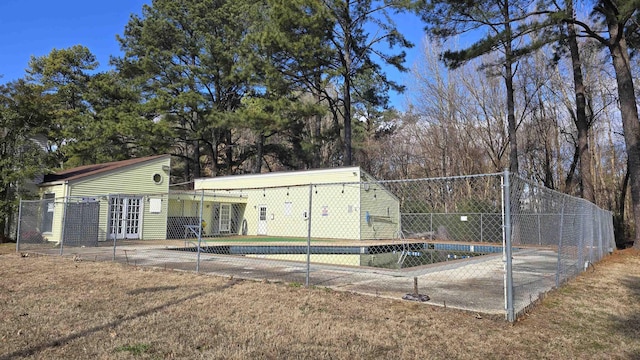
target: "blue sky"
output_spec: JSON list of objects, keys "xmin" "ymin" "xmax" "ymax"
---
[
  {"xmin": 0, "ymin": 0, "xmax": 148, "ymax": 81},
  {"xmin": 0, "ymin": 1, "xmax": 425, "ymax": 110}
]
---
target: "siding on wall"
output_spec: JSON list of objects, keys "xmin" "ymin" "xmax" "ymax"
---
[
  {"xmin": 196, "ymin": 169, "xmax": 364, "ymax": 239},
  {"xmin": 195, "ymin": 167, "xmax": 362, "ymax": 190},
  {"xmin": 310, "ymin": 183, "xmax": 360, "ymax": 239},
  {"xmin": 38, "ymin": 184, "xmax": 68, "ymax": 243},
  {"xmin": 213, "ymin": 184, "xmax": 361, "ymax": 240},
  {"xmin": 194, "ymin": 168, "xmax": 401, "ymax": 240},
  {"xmin": 359, "ymin": 173, "xmax": 401, "ymax": 240},
  {"xmin": 65, "ymin": 156, "xmax": 170, "ymax": 241},
  {"xmin": 169, "ymin": 199, "xmax": 200, "ymax": 217},
  {"xmin": 236, "ymin": 186, "xmax": 309, "ymax": 238},
  {"xmin": 69, "ymin": 157, "xmax": 170, "ymax": 195}
]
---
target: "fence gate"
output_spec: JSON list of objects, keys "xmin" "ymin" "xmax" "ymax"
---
[{"xmin": 63, "ymin": 201, "xmax": 100, "ymax": 247}]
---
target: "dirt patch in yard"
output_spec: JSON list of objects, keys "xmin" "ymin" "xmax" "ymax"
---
[{"xmin": 1, "ymin": 249, "xmax": 639, "ymax": 359}]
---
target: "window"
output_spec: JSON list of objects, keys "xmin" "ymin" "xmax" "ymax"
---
[
  {"xmin": 153, "ymin": 173, "xmax": 163, "ymax": 184},
  {"xmin": 41, "ymin": 193, "xmax": 55, "ymax": 233},
  {"xmin": 219, "ymin": 204, "xmax": 231, "ymax": 232}
]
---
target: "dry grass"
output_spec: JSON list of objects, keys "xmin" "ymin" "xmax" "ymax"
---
[
  {"xmin": 1, "ymin": 249, "xmax": 639, "ymax": 359},
  {"xmin": 0, "ymin": 243, "xmax": 16, "ymax": 256}
]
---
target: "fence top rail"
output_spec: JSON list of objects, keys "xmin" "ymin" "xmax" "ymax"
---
[
  {"xmin": 199, "ymin": 181, "xmax": 364, "ymax": 192},
  {"xmin": 403, "ymin": 212, "xmax": 501, "ymax": 215},
  {"xmin": 511, "ymin": 174, "xmax": 607, "ymax": 212},
  {"xmin": 18, "ymin": 199, "xmax": 47, "ymax": 203},
  {"xmin": 379, "ymin": 172, "xmax": 503, "ymax": 184},
  {"xmin": 403, "ymin": 211, "xmax": 608, "ymax": 216},
  {"xmin": 169, "ymin": 190, "xmax": 248, "ymax": 198}
]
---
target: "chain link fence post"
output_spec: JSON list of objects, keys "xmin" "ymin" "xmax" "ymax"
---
[
  {"xmin": 429, "ymin": 213, "xmax": 433, "ymax": 241},
  {"xmin": 59, "ymin": 196, "xmax": 67, "ymax": 256},
  {"xmin": 537, "ymin": 213, "xmax": 542, "ymax": 246},
  {"xmin": 112, "ymin": 194, "xmax": 118, "ymax": 261},
  {"xmin": 578, "ymin": 205, "xmax": 589, "ymax": 271},
  {"xmin": 15, "ymin": 199, "xmax": 23, "ymax": 253},
  {"xmin": 555, "ymin": 197, "xmax": 566, "ymax": 287},
  {"xmin": 480, "ymin": 213, "xmax": 483, "ymax": 242},
  {"xmin": 597, "ymin": 207, "xmax": 603, "ymax": 260},
  {"xmin": 609, "ymin": 210, "xmax": 615, "ymax": 252},
  {"xmin": 196, "ymin": 189, "xmax": 204, "ymax": 273},
  {"xmin": 502, "ymin": 169, "xmax": 514, "ymax": 322},
  {"xmin": 305, "ymin": 183, "xmax": 313, "ymax": 287},
  {"xmin": 591, "ymin": 206, "xmax": 596, "ymax": 262}
]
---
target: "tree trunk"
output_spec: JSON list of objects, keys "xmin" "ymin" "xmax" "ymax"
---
[
  {"xmin": 184, "ymin": 141, "xmax": 191, "ymax": 183},
  {"xmin": 503, "ymin": 4, "xmax": 518, "ymax": 173},
  {"xmin": 543, "ymin": 139, "xmax": 554, "ymax": 189},
  {"xmin": 565, "ymin": 143, "xmax": 580, "ymax": 194},
  {"xmin": 343, "ymin": 67, "xmax": 352, "ymax": 167},
  {"xmin": 342, "ymin": 8, "xmax": 353, "ymax": 167},
  {"xmin": 0, "ymin": 187, "xmax": 7, "ymax": 242},
  {"xmin": 566, "ymin": 3, "xmax": 595, "ymax": 203},
  {"xmin": 607, "ymin": 22, "xmax": 640, "ymax": 249},
  {"xmin": 225, "ymin": 130, "xmax": 233, "ymax": 174},
  {"xmin": 193, "ymin": 139, "xmax": 201, "ymax": 179},
  {"xmin": 254, "ymin": 133, "xmax": 264, "ymax": 174},
  {"xmin": 313, "ymin": 74, "xmax": 322, "ymax": 169},
  {"xmin": 616, "ymin": 169, "xmax": 630, "ymax": 247},
  {"xmin": 209, "ymin": 129, "xmax": 219, "ymax": 176},
  {"xmin": 505, "ymin": 66, "xmax": 518, "ymax": 173}
]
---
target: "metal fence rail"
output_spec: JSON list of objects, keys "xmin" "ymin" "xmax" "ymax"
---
[{"xmin": 16, "ymin": 171, "xmax": 614, "ymax": 321}]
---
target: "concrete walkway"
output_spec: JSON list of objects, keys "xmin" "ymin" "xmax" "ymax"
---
[{"xmin": 24, "ymin": 243, "xmax": 560, "ymax": 318}]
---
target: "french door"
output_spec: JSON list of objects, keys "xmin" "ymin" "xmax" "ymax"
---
[{"xmin": 109, "ymin": 197, "xmax": 142, "ymax": 239}]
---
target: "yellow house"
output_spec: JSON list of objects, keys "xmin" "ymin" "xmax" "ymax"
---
[
  {"xmin": 34, "ymin": 157, "xmax": 399, "ymax": 246},
  {"xmin": 195, "ymin": 167, "xmax": 400, "ymax": 240},
  {"xmin": 38, "ymin": 155, "xmax": 171, "ymax": 244}
]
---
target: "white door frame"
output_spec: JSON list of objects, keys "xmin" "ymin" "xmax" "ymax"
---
[
  {"xmin": 124, "ymin": 198, "xmax": 141, "ymax": 239},
  {"xmin": 219, "ymin": 203, "xmax": 231, "ymax": 232},
  {"xmin": 109, "ymin": 196, "xmax": 142, "ymax": 240},
  {"xmin": 257, "ymin": 205, "xmax": 267, "ymax": 235}
]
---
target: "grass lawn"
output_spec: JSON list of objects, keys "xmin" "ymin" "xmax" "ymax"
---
[
  {"xmin": 0, "ymin": 242, "xmax": 15, "ymax": 255},
  {"xmin": 1, "ymin": 247, "xmax": 639, "ymax": 359}
]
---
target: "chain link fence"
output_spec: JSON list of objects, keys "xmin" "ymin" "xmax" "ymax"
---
[
  {"xmin": 16, "ymin": 171, "xmax": 614, "ymax": 321},
  {"xmin": 508, "ymin": 175, "xmax": 614, "ymax": 318},
  {"xmin": 17, "ymin": 196, "xmax": 106, "ymax": 254}
]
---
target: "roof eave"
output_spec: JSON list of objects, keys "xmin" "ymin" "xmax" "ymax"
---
[
  {"xmin": 196, "ymin": 166, "xmax": 362, "ymax": 183},
  {"xmin": 38, "ymin": 180, "xmax": 67, "ymax": 187}
]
